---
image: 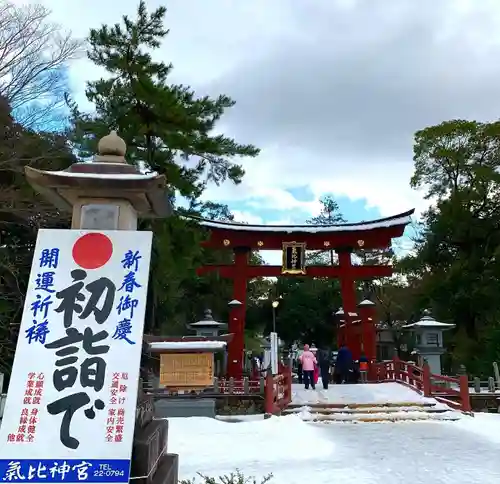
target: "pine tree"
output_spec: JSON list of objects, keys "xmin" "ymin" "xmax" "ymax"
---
[
  {"xmin": 70, "ymin": 0, "xmax": 259, "ymax": 200},
  {"xmin": 306, "ymin": 195, "xmax": 346, "ymax": 265},
  {"xmin": 67, "ymin": 1, "xmax": 260, "ymax": 334},
  {"xmin": 306, "ymin": 195, "xmax": 346, "ymax": 226}
]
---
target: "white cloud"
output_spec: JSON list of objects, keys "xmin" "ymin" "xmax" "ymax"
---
[
  {"xmin": 25, "ymin": 0, "xmax": 500, "ymax": 224},
  {"xmin": 231, "ymin": 211, "xmax": 264, "ymax": 226}
]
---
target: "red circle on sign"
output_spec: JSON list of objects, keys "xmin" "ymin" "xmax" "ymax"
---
[{"xmin": 72, "ymin": 233, "xmax": 113, "ymax": 269}]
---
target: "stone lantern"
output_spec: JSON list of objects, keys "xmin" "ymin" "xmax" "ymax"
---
[
  {"xmin": 25, "ymin": 130, "xmax": 171, "ymax": 230},
  {"xmin": 403, "ymin": 310, "xmax": 455, "ymax": 375},
  {"xmin": 188, "ymin": 309, "xmax": 227, "ymax": 338}
]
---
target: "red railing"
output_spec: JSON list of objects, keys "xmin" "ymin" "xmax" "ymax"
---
[
  {"xmin": 372, "ymin": 357, "xmax": 471, "ymax": 412},
  {"xmin": 264, "ymin": 366, "xmax": 293, "ymax": 414},
  {"xmin": 215, "ymin": 377, "xmax": 263, "ymax": 395}
]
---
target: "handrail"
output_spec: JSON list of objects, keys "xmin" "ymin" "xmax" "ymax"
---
[{"xmin": 371, "ymin": 357, "xmax": 471, "ymax": 412}]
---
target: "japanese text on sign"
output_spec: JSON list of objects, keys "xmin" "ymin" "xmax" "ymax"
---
[
  {"xmin": 113, "ymin": 250, "xmax": 143, "ymax": 345},
  {"xmin": 26, "ymin": 249, "xmax": 60, "ymax": 345},
  {"xmin": 0, "ymin": 229, "xmax": 153, "ymax": 484}
]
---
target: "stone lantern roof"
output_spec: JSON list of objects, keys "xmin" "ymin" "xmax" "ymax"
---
[
  {"xmin": 403, "ymin": 310, "xmax": 455, "ymax": 330},
  {"xmin": 187, "ymin": 309, "xmax": 227, "ymax": 331},
  {"xmin": 24, "ymin": 130, "xmax": 171, "ymax": 218}
]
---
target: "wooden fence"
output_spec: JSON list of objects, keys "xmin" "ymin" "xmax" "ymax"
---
[{"xmin": 372, "ymin": 358, "xmax": 472, "ymax": 412}]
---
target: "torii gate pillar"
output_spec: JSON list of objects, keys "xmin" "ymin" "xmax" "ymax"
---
[{"xmin": 228, "ymin": 248, "xmax": 249, "ymax": 378}]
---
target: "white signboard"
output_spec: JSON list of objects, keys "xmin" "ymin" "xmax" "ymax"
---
[
  {"xmin": 270, "ymin": 332, "xmax": 279, "ymax": 375},
  {"xmin": 0, "ymin": 229, "xmax": 153, "ymax": 483}
]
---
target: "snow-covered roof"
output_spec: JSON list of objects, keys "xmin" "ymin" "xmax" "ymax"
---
[
  {"xmin": 358, "ymin": 299, "xmax": 376, "ymax": 306},
  {"xmin": 186, "ymin": 209, "xmax": 414, "ymax": 233},
  {"xmin": 403, "ymin": 316, "xmax": 455, "ymax": 330},
  {"xmin": 149, "ymin": 341, "xmax": 227, "ymax": 351},
  {"xmin": 37, "ymin": 170, "xmax": 159, "ymax": 180}
]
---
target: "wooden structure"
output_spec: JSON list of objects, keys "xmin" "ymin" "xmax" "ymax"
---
[
  {"xmin": 192, "ymin": 210, "xmax": 414, "ymax": 377},
  {"xmin": 147, "ymin": 338, "xmax": 230, "ymax": 393}
]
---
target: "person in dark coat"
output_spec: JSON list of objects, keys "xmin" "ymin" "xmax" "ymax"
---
[
  {"xmin": 334, "ymin": 343, "xmax": 353, "ymax": 384},
  {"xmin": 317, "ymin": 348, "xmax": 331, "ymax": 390}
]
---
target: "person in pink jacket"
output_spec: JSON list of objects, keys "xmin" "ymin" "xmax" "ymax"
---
[{"xmin": 299, "ymin": 344, "xmax": 317, "ymax": 390}]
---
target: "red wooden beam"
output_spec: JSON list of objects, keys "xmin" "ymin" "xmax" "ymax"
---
[
  {"xmin": 197, "ymin": 264, "xmax": 392, "ymax": 279},
  {"xmin": 200, "ymin": 230, "xmax": 401, "ymax": 251}
]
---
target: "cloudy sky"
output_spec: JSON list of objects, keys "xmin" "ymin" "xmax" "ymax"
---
[{"xmin": 21, "ymin": 0, "xmax": 500, "ymax": 260}]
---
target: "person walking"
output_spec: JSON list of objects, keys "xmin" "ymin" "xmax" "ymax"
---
[
  {"xmin": 298, "ymin": 344, "xmax": 317, "ymax": 390},
  {"xmin": 359, "ymin": 352, "xmax": 369, "ymax": 383},
  {"xmin": 334, "ymin": 342, "xmax": 353, "ymax": 384},
  {"xmin": 318, "ymin": 347, "xmax": 331, "ymax": 390}
]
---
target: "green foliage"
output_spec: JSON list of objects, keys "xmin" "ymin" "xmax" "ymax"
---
[
  {"xmin": 271, "ymin": 277, "xmax": 341, "ymax": 346},
  {"xmin": 411, "ymin": 120, "xmax": 500, "ymax": 201},
  {"xmin": 400, "ymin": 118, "xmax": 500, "ymax": 374},
  {"xmin": 181, "ymin": 471, "xmax": 273, "ymax": 484}
]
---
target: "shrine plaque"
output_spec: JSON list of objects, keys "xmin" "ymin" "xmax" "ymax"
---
[
  {"xmin": 160, "ymin": 353, "xmax": 213, "ymax": 387},
  {"xmin": 282, "ymin": 241, "xmax": 306, "ymax": 275}
]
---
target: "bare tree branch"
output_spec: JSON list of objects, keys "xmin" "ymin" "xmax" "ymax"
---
[{"xmin": 0, "ymin": 1, "xmax": 83, "ymax": 128}]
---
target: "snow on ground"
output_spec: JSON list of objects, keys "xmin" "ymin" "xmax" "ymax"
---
[
  {"xmin": 455, "ymin": 412, "xmax": 500, "ymax": 445},
  {"xmin": 168, "ymin": 414, "xmax": 500, "ymax": 484},
  {"xmin": 215, "ymin": 414, "xmax": 266, "ymax": 422},
  {"xmin": 167, "ymin": 414, "xmax": 334, "ymax": 478},
  {"xmin": 291, "ymin": 382, "xmax": 437, "ymax": 405}
]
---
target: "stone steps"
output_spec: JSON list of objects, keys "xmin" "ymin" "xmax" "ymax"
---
[
  {"xmin": 287, "ymin": 401, "xmax": 437, "ymax": 410},
  {"xmin": 285, "ymin": 401, "xmax": 462, "ymax": 423}
]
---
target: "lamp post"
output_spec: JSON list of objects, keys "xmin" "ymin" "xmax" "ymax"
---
[{"xmin": 272, "ymin": 300, "xmax": 279, "ymax": 333}]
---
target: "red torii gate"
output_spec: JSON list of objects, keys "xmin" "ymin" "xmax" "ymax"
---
[{"xmin": 193, "ymin": 209, "xmax": 414, "ymax": 378}]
